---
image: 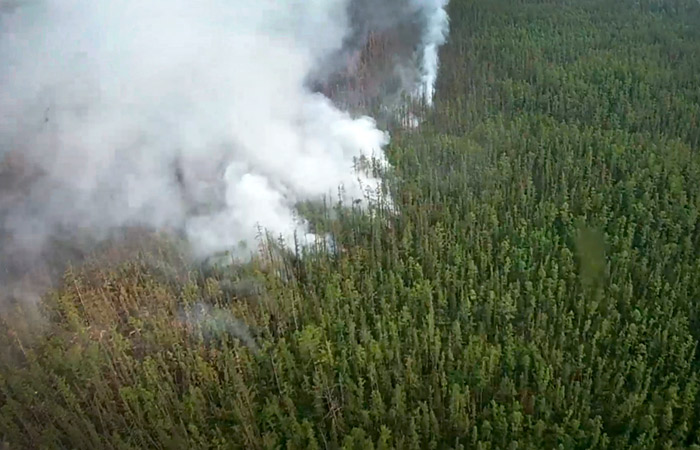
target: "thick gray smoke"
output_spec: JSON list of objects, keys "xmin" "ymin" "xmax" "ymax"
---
[{"xmin": 0, "ymin": 0, "xmax": 449, "ymax": 296}]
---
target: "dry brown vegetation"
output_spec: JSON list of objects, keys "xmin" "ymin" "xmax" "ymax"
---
[{"xmin": 3, "ymin": 0, "xmax": 700, "ymax": 448}]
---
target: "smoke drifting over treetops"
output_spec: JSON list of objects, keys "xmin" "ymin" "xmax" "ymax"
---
[
  {"xmin": 0, "ymin": 0, "xmax": 449, "ymax": 284},
  {"xmin": 311, "ymin": 0, "xmax": 449, "ymax": 109}
]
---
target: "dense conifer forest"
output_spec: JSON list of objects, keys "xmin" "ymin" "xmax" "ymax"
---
[{"xmin": 2, "ymin": 0, "xmax": 700, "ymax": 448}]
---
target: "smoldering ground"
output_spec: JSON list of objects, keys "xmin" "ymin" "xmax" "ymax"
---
[{"xmin": 0, "ymin": 0, "xmax": 449, "ymax": 305}]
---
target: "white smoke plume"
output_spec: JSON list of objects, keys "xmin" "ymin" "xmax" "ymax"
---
[
  {"xmin": 312, "ymin": 0, "xmax": 450, "ymax": 110},
  {"xmin": 415, "ymin": 0, "xmax": 450, "ymax": 104},
  {"xmin": 0, "ymin": 0, "xmax": 450, "ymax": 294}
]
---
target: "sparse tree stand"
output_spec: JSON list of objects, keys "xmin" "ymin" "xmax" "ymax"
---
[{"xmin": 3, "ymin": 0, "xmax": 700, "ymax": 448}]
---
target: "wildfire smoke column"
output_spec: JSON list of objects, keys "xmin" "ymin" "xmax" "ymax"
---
[{"xmin": 0, "ymin": 0, "xmax": 451, "ymax": 302}]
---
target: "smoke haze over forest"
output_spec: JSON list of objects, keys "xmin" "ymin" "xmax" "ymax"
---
[
  {"xmin": 3, "ymin": 0, "xmax": 700, "ymax": 447},
  {"xmin": 0, "ymin": 0, "xmax": 449, "ymax": 301}
]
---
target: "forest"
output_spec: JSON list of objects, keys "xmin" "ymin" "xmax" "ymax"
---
[{"xmin": 2, "ymin": 0, "xmax": 700, "ymax": 448}]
